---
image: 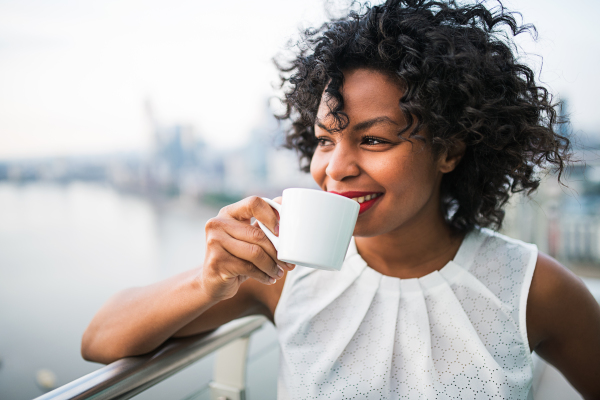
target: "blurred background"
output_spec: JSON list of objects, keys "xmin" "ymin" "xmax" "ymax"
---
[{"xmin": 1, "ymin": 0, "xmax": 599, "ymax": 399}]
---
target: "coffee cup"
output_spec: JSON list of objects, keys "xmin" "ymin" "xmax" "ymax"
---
[{"xmin": 257, "ymin": 188, "xmax": 359, "ymax": 271}]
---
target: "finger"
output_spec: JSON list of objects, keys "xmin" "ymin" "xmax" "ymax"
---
[
  {"xmin": 205, "ymin": 231, "xmax": 276, "ymax": 285},
  {"xmin": 219, "ymin": 219, "xmax": 281, "ymax": 266},
  {"xmin": 206, "ymin": 215, "xmax": 292, "ymax": 271},
  {"xmin": 249, "ymin": 220, "xmax": 295, "ymax": 271},
  {"xmin": 221, "ymin": 235, "xmax": 284, "ymax": 280},
  {"xmin": 223, "ymin": 196, "xmax": 279, "ymax": 236},
  {"xmin": 252, "ymin": 197, "xmax": 295, "ymax": 270},
  {"xmin": 230, "ymin": 258, "xmax": 276, "ymax": 285}
]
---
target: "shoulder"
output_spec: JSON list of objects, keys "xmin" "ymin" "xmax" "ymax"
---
[
  {"xmin": 472, "ymin": 228, "xmax": 537, "ymax": 265},
  {"xmin": 529, "ymin": 252, "xmax": 587, "ymax": 309},
  {"xmin": 526, "ymin": 252, "xmax": 594, "ymax": 350},
  {"xmin": 465, "ymin": 228, "xmax": 538, "ymax": 291},
  {"xmin": 526, "ymin": 252, "xmax": 600, "ymax": 397}
]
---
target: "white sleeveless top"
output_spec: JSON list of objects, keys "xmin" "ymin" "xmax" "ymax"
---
[{"xmin": 274, "ymin": 228, "xmax": 538, "ymax": 399}]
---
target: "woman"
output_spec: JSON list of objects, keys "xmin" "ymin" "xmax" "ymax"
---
[{"xmin": 82, "ymin": 1, "xmax": 600, "ymax": 398}]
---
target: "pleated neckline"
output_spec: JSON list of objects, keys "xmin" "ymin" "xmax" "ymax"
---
[{"xmin": 343, "ymin": 228, "xmax": 486, "ymax": 293}]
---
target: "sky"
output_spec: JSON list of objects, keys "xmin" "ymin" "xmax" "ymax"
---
[{"xmin": 0, "ymin": 0, "xmax": 599, "ymax": 159}]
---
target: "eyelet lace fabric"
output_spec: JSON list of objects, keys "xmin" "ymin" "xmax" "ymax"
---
[{"xmin": 274, "ymin": 228, "xmax": 537, "ymax": 399}]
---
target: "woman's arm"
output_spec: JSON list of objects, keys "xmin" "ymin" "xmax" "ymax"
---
[
  {"xmin": 82, "ymin": 269, "xmax": 223, "ymax": 364},
  {"xmin": 527, "ymin": 252, "xmax": 600, "ymax": 399},
  {"xmin": 81, "ymin": 196, "xmax": 290, "ymax": 364}
]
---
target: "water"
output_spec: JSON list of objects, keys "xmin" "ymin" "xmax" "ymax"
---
[{"xmin": 0, "ymin": 182, "xmax": 278, "ymax": 400}]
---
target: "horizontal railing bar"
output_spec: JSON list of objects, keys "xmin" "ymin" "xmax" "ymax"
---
[{"xmin": 34, "ymin": 315, "xmax": 268, "ymax": 400}]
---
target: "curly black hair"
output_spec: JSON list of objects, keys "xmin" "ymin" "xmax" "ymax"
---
[{"xmin": 275, "ymin": 0, "xmax": 571, "ymax": 232}]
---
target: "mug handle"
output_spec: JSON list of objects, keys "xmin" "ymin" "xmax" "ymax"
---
[{"xmin": 257, "ymin": 197, "xmax": 282, "ymax": 251}]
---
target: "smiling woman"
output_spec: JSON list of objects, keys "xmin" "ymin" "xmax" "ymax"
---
[{"xmin": 82, "ymin": 1, "xmax": 600, "ymax": 399}]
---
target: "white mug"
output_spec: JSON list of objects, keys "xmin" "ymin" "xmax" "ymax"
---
[{"xmin": 257, "ymin": 188, "xmax": 359, "ymax": 271}]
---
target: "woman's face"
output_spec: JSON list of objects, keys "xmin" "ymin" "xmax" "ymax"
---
[{"xmin": 310, "ymin": 69, "xmax": 454, "ymax": 237}]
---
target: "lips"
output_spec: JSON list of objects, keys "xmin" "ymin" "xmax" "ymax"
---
[{"xmin": 329, "ymin": 191, "xmax": 384, "ymax": 215}]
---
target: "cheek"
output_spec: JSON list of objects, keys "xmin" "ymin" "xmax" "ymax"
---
[
  {"xmin": 362, "ymin": 153, "xmax": 412, "ymax": 196},
  {"xmin": 375, "ymin": 152, "xmax": 439, "ymax": 198},
  {"xmin": 373, "ymin": 158, "xmax": 405, "ymax": 186}
]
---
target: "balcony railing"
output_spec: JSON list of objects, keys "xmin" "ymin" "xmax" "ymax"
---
[
  {"xmin": 33, "ymin": 315, "xmax": 268, "ymax": 400},
  {"xmin": 31, "ymin": 280, "xmax": 600, "ymax": 400}
]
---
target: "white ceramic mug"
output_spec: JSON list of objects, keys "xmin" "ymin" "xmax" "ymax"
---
[{"xmin": 257, "ymin": 188, "xmax": 360, "ymax": 271}]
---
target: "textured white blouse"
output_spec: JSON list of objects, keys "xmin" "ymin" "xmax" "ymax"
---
[{"xmin": 274, "ymin": 228, "xmax": 538, "ymax": 399}]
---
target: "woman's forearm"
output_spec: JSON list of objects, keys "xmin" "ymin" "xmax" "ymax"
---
[
  {"xmin": 81, "ymin": 269, "xmax": 218, "ymax": 364},
  {"xmin": 82, "ymin": 196, "xmax": 289, "ymax": 365}
]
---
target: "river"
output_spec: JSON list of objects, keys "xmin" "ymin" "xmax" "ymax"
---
[{"xmin": 0, "ymin": 182, "xmax": 278, "ymax": 400}]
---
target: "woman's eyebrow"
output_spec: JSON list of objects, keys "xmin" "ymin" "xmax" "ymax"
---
[
  {"xmin": 315, "ymin": 120, "xmax": 331, "ymax": 132},
  {"xmin": 315, "ymin": 116, "xmax": 398, "ymax": 133},
  {"xmin": 352, "ymin": 116, "xmax": 398, "ymax": 132}
]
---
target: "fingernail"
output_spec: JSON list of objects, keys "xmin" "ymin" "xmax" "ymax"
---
[
  {"xmin": 268, "ymin": 277, "xmax": 276, "ymax": 284},
  {"xmin": 286, "ymin": 262, "xmax": 295, "ymax": 269},
  {"xmin": 279, "ymin": 262, "xmax": 291, "ymax": 271},
  {"xmin": 276, "ymin": 267, "xmax": 284, "ymax": 277},
  {"xmin": 275, "ymin": 223, "xmax": 279, "ymax": 236}
]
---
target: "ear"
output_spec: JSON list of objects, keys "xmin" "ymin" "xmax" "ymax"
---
[{"xmin": 438, "ymin": 141, "xmax": 466, "ymax": 174}]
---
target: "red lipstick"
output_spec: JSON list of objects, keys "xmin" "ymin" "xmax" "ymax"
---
[{"xmin": 329, "ymin": 191, "xmax": 384, "ymax": 215}]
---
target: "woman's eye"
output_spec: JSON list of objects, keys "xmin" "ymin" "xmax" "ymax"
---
[
  {"xmin": 362, "ymin": 136, "xmax": 386, "ymax": 146},
  {"xmin": 316, "ymin": 137, "xmax": 333, "ymax": 147}
]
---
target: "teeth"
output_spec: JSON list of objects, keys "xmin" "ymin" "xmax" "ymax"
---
[{"xmin": 351, "ymin": 193, "xmax": 381, "ymax": 203}]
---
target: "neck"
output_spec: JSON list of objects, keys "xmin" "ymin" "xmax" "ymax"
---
[{"xmin": 354, "ymin": 205, "xmax": 464, "ymax": 279}]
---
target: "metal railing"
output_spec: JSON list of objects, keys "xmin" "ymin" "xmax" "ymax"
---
[{"xmin": 34, "ymin": 315, "xmax": 268, "ymax": 400}]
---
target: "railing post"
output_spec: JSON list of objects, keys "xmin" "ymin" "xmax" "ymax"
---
[{"xmin": 209, "ymin": 336, "xmax": 251, "ymax": 400}]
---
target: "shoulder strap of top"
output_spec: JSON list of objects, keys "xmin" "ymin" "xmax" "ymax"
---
[
  {"xmin": 471, "ymin": 228, "xmax": 538, "ymax": 364},
  {"xmin": 453, "ymin": 228, "xmax": 487, "ymax": 270}
]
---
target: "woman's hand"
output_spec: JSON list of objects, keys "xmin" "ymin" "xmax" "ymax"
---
[{"xmin": 200, "ymin": 196, "xmax": 292, "ymax": 302}]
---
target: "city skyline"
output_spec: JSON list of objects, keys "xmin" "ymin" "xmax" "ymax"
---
[{"xmin": 1, "ymin": 0, "xmax": 599, "ymax": 159}]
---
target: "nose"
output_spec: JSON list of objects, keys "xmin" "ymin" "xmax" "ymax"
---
[{"xmin": 325, "ymin": 140, "xmax": 360, "ymax": 182}]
